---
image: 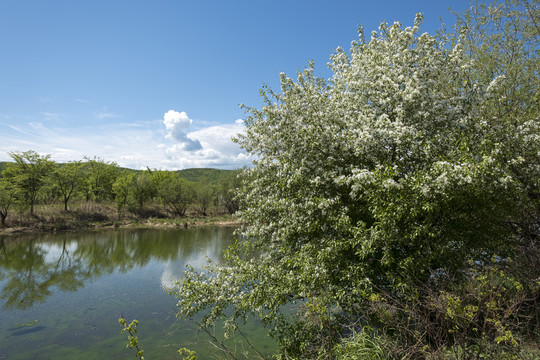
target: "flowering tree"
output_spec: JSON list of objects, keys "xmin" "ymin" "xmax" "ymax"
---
[{"xmin": 174, "ymin": 2, "xmax": 538, "ymax": 358}]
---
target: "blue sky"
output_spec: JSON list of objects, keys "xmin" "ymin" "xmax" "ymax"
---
[{"xmin": 0, "ymin": 0, "xmax": 471, "ymax": 170}]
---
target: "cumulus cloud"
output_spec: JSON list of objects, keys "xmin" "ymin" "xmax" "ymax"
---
[
  {"xmin": 158, "ymin": 118, "xmax": 252, "ymax": 169},
  {"xmin": 160, "ymin": 109, "xmax": 248, "ymax": 167},
  {"xmin": 0, "ymin": 110, "xmax": 252, "ymax": 170},
  {"xmin": 163, "ymin": 110, "xmax": 202, "ymax": 151},
  {"xmin": 190, "ymin": 119, "xmax": 244, "ymax": 155}
]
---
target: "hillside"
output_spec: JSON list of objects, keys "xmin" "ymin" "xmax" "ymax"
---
[
  {"xmin": 176, "ymin": 168, "xmax": 238, "ymax": 185},
  {"xmin": 0, "ymin": 162, "xmax": 238, "ymax": 184}
]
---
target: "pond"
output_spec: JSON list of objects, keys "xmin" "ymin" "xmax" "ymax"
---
[{"xmin": 0, "ymin": 227, "xmax": 274, "ymax": 359}]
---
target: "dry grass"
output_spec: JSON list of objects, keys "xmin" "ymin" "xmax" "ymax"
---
[{"xmin": 0, "ymin": 200, "xmax": 237, "ymax": 235}]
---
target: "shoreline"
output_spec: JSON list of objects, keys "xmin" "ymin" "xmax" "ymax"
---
[{"xmin": 0, "ymin": 216, "xmax": 240, "ymax": 236}]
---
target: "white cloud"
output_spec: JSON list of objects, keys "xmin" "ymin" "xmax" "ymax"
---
[
  {"xmin": 163, "ymin": 110, "xmax": 202, "ymax": 151},
  {"xmin": 0, "ymin": 111, "xmax": 252, "ymax": 170},
  {"xmin": 29, "ymin": 122, "xmax": 47, "ymax": 131},
  {"xmin": 163, "ymin": 110, "xmax": 191, "ymax": 135},
  {"xmin": 190, "ymin": 120, "xmax": 243, "ymax": 154},
  {"xmin": 158, "ymin": 118, "xmax": 252, "ymax": 169},
  {"xmin": 42, "ymin": 112, "xmax": 66, "ymax": 121}
]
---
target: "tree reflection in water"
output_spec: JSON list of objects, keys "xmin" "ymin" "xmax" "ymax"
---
[{"xmin": 0, "ymin": 227, "xmax": 233, "ymax": 310}]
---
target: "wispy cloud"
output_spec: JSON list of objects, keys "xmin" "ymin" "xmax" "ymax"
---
[
  {"xmin": 92, "ymin": 106, "xmax": 120, "ymax": 120},
  {"xmin": 94, "ymin": 111, "xmax": 118, "ymax": 120},
  {"xmin": 28, "ymin": 122, "xmax": 47, "ymax": 131},
  {"xmin": 6, "ymin": 123, "xmax": 37, "ymax": 137},
  {"xmin": 41, "ymin": 112, "xmax": 66, "ymax": 121}
]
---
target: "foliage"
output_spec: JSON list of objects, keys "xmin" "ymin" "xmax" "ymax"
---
[
  {"xmin": 113, "ymin": 171, "xmax": 136, "ymax": 214},
  {"xmin": 173, "ymin": 2, "xmax": 538, "ymax": 358},
  {"xmin": 0, "ymin": 178, "xmax": 19, "ymax": 227},
  {"xmin": 193, "ymin": 182, "xmax": 216, "ymax": 216},
  {"xmin": 1, "ymin": 154, "xmax": 237, "ymax": 221},
  {"xmin": 177, "ymin": 168, "xmax": 237, "ymax": 185},
  {"xmin": 130, "ymin": 172, "xmax": 156, "ymax": 210},
  {"xmin": 2, "ymin": 151, "xmax": 55, "ymax": 215},
  {"xmin": 424, "ymin": 262, "xmax": 525, "ymax": 358},
  {"xmin": 83, "ymin": 156, "xmax": 120, "ymax": 202},
  {"xmin": 0, "ymin": 158, "xmax": 238, "ymax": 229},
  {"xmin": 333, "ymin": 328, "xmax": 388, "ymax": 360},
  {"xmin": 119, "ymin": 317, "xmax": 144, "ymax": 360},
  {"xmin": 0, "ymin": 162, "xmax": 9, "ymax": 176},
  {"xmin": 51, "ymin": 161, "xmax": 85, "ymax": 211},
  {"xmin": 177, "ymin": 348, "xmax": 198, "ymax": 360},
  {"xmin": 217, "ymin": 169, "xmax": 242, "ymax": 214},
  {"xmin": 157, "ymin": 174, "xmax": 194, "ymax": 216}
]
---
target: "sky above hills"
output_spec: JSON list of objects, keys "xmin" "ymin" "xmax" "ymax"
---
[{"xmin": 0, "ymin": 0, "xmax": 471, "ymax": 170}]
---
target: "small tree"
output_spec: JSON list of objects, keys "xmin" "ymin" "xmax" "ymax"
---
[
  {"xmin": 0, "ymin": 179, "xmax": 19, "ymax": 227},
  {"xmin": 157, "ymin": 175, "xmax": 194, "ymax": 217},
  {"xmin": 131, "ymin": 172, "xmax": 156, "ymax": 210},
  {"xmin": 83, "ymin": 156, "xmax": 119, "ymax": 202},
  {"xmin": 217, "ymin": 170, "xmax": 242, "ymax": 214},
  {"xmin": 51, "ymin": 161, "xmax": 85, "ymax": 211},
  {"xmin": 113, "ymin": 171, "xmax": 135, "ymax": 215},
  {"xmin": 194, "ymin": 182, "xmax": 215, "ymax": 216},
  {"xmin": 2, "ymin": 150, "xmax": 55, "ymax": 215}
]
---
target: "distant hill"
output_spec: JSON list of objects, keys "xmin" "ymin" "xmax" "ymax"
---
[
  {"xmin": 0, "ymin": 162, "xmax": 238, "ymax": 184},
  {"xmin": 176, "ymin": 168, "xmax": 238, "ymax": 185}
]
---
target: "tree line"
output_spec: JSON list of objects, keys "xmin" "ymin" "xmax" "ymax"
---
[{"xmin": 0, "ymin": 150, "xmax": 241, "ymax": 228}]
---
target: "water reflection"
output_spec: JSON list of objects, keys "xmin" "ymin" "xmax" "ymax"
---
[{"xmin": 0, "ymin": 227, "xmax": 235, "ymax": 310}]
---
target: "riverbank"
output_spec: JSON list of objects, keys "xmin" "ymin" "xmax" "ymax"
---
[
  {"xmin": 0, "ymin": 201, "xmax": 239, "ymax": 236},
  {"xmin": 0, "ymin": 217, "xmax": 239, "ymax": 236}
]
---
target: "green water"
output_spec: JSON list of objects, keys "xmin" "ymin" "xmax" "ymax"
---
[{"xmin": 0, "ymin": 227, "xmax": 274, "ymax": 359}]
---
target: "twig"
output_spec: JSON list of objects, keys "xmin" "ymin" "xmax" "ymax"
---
[{"xmin": 190, "ymin": 317, "xmax": 240, "ymax": 360}]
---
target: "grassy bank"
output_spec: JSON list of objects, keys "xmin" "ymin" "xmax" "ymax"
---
[{"xmin": 0, "ymin": 200, "xmax": 238, "ymax": 235}]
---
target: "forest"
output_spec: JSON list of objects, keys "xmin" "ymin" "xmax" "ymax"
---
[{"xmin": 0, "ymin": 152, "xmax": 241, "ymax": 231}]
